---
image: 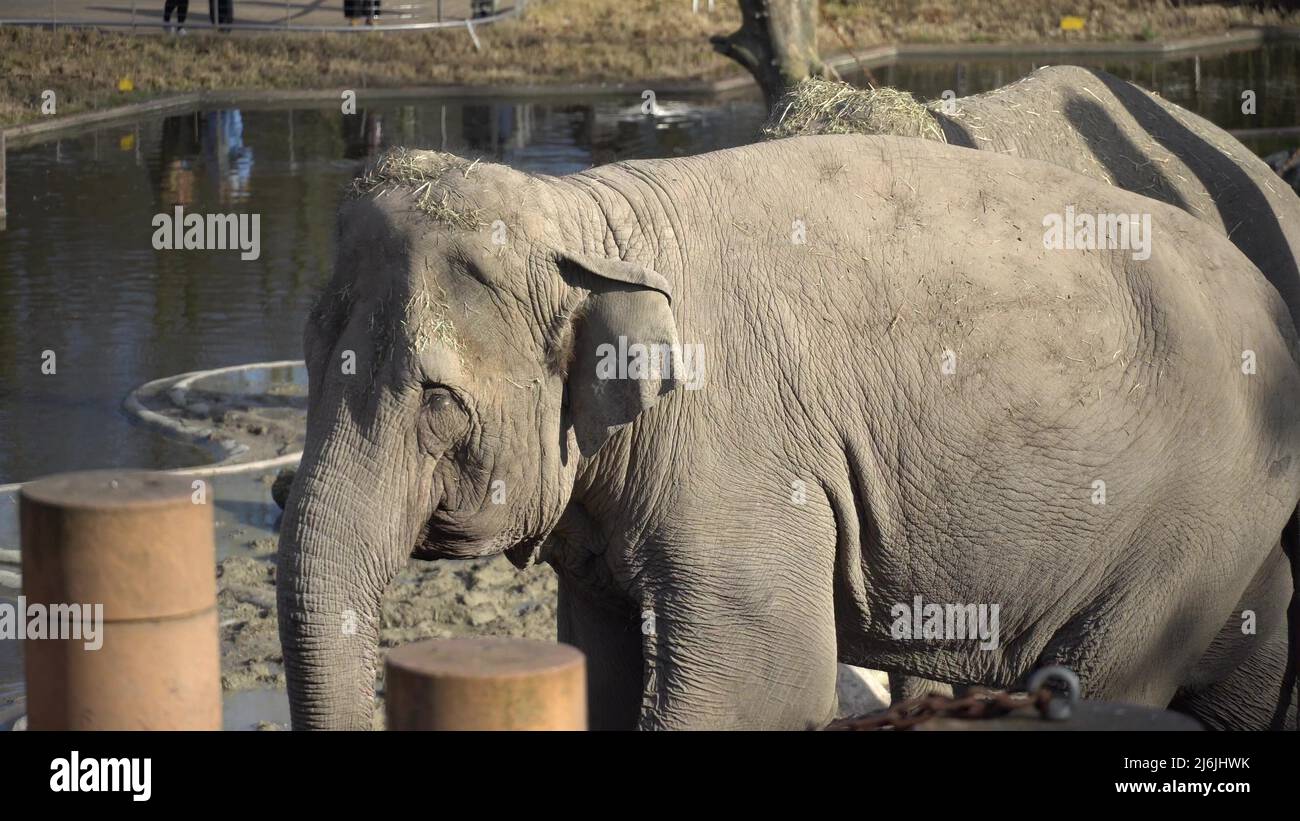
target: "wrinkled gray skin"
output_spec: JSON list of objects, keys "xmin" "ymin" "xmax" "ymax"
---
[
  {"xmin": 800, "ymin": 65, "xmax": 1300, "ymax": 710},
  {"xmin": 770, "ymin": 66, "xmax": 1300, "ymax": 333},
  {"xmin": 279, "ymin": 134, "xmax": 1300, "ymax": 730}
]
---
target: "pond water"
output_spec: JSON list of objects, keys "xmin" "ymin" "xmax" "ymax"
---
[{"xmin": 0, "ymin": 44, "xmax": 1297, "ymax": 484}]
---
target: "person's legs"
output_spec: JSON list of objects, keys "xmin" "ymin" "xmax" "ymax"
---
[
  {"xmin": 209, "ymin": 0, "xmax": 231, "ymax": 29},
  {"xmin": 164, "ymin": 0, "xmax": 188, "ymax": 31}
]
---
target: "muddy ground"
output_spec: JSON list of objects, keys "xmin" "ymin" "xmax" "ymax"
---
[
  {"xmin": 219, "ymin": 531, "xmax": 558, "ymax": 729},
  {"xmin": 219, "ymin": 542, "xmax": 558, "ymax": 694}
]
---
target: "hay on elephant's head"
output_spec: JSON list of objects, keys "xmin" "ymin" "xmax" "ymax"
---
[
  {"xmin": 401, "ymin": 278, "xmax": 464, "ymax": 359},
  {"xmin": 346, "ymin": 149, "xmax": 476, "ymax": 362},
  {"xmin": 763, "ymin": 78, "xmax": 946, "ymax": 143},
  {"xmin": 348, "ymin": 147, "xmax": 486, "ymax": 230}
]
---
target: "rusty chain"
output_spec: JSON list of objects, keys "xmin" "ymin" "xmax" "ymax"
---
[
  {"xmin": 827, "ymin": 683, "xmax": 1078, "ymax": 731},
  {"xmin": 827, "ymin": 665, "xmax": 1082, "ymax": 730}
]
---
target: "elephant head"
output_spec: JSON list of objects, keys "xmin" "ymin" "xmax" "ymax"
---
[{"xmin": 276, "ymin": 150, "xmax": 682, "ymax": 729}]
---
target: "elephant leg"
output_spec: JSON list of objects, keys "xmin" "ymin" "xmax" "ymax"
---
[
  {"xmin": 1032, "ymin": 549, "xmax": 1273, "ymax": 710},
  {"xmin": 1170, "ymin": 626, "xmax": 1297, "ymax": 730},
  {"xmin": 555, "ymin": 571, "xmax": 642, "ymax": 731},
  {"xmin": 1169, "ymin": 546, "xmax": 1296, "ymax": 730},
  {"xmin": 889, "ymin": 674, "xmax": 954, "ymax": 703},
  {"xmin": 637, "ymin": 569, "xmax": 839, "ymax": 730}
]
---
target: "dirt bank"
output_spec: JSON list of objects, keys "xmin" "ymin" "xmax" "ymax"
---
[
  {"xmin": 217, "ymin": 539, "xmax": 559, "ymax": 698},
  {"xmin": 5, "ymin": 1, "xmax": 1300, "ymax": 128}
]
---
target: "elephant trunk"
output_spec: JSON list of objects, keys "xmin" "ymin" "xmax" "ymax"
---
[{"xmin": 276, "ymin": 443, "xmax": 405, "ymax": 730}]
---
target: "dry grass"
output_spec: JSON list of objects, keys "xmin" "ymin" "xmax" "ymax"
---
[
  {"xmin": 351, "ymin": 148, "xmax": 476, "ymax": 357},
  {"xmin": 764, "ymin": 78, "xmax": 945, "ymax": 140},
  {"xmin": 350, "ymin": 147, "xmax": 485, "ymax": 229},
  {"xmin": 0, "ymin": 0, "xmax": 741, "ymax": 128},
  {"xmin": 402, "ymin": 281, "xmax": 463, "ymax": 359},
  {"xmin": 3, "ymin": 1, "xmax": 1298, "ymax": 128},
  {"xmin": 820, "ymin": 0, "xmax": 1299, "ymax": 46}
]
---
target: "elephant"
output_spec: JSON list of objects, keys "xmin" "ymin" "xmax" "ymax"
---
[
  {"xmin": 765, "ymin": 67, "xmax": 1300, "ymax": 333},
  {"xmin": 767, "ymin": 67, "xmax": 1300, "ymax": 705},
  {"xmin": 277, "ymin": 136, "xmax": 1300, "ymax": 730}
]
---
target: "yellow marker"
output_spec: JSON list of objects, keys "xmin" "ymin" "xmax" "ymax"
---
[
  {"xmin": 117, "ymin": 77, "xmax": 135, "ymax": 92},
  {"xmin": 120, "ymin": 133, "xmax": 135, "ymax": 151},
  {"xmin": 1060, "ymin": 16, "xmax": 1085, "ymax": 31}
]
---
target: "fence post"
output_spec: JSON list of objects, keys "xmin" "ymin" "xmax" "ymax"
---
[
  {"xmin": 20, "ymin": 471, "xmax": 221, "ymax": 730},
  {"xmin": 386, "ymin": 638, "xmax": 586, "ymax": 730}
]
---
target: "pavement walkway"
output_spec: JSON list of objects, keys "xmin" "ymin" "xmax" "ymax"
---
[{"xmin": 0, "ymin": 0, "xmax": 489, "ymax": 29}]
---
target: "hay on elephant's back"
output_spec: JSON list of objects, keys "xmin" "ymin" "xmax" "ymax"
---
[{"xmin": 763, "ymin": 78, "xmax": 946, "ymax": 143}]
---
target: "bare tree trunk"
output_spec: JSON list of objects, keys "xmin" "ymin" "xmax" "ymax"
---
[{"xmin": 711, "ymin": 0, "xmax": 829, "ymax": 108}]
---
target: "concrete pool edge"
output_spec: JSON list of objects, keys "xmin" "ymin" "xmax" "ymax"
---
[
  {"xmin": 4, "ymin": 25, "xmax": 1299, "ymax": 146},
  {"xmin": 123, "ymin": 360, "xmax": 306, "ymax": 480},
  {"xmin": 0, "ymin": 360, "xmax": 305, "ymax": 496}
]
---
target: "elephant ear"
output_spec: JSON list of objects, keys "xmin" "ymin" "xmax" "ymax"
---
[{"xmin": 557, "ymin": 251, "xmax": 683, "ymax": 457}]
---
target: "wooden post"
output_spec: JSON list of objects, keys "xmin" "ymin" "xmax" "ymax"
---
[
  {"xmin": 20, "ymin": 471, "xmax": 220, "ymax": 730},
  {"xmin": 386, "ymin": 638, "xmax": 586, "ymax": 730}
]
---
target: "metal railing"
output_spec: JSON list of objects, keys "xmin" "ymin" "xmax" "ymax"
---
[{"xmin": 0, "ymin": 0, "xmax": 528, "ymax": 32}]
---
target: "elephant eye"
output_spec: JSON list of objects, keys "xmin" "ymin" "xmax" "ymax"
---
[
  {"xmin": 426, "ymin": 387, "xmax": 455, "ymax": 412},
  {"xmin": 419, "ymin": 385, "xmax": 469, "ymax": 450}
]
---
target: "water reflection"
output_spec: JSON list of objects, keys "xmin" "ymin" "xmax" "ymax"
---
[
  {"xmin": 153, "ymin": 112, "xmax": 201, "ymax": 207},
  {"xmin": 0, "ymin": 45, "xmax": 1296, "ymax": 482},
  {"xmin": 342, "ymin": 109, "xmax": 384, "ymax": 160},
  {"xmin": 151, "ymin": 110, "xmax": 257, "ymax": 207},
  {"xmin": 206, "ymin": 110, "xmax": 255, "ymax": 204}
]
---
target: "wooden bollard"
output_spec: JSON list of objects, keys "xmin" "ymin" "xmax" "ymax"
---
[
  {"xmin": 20, "ymin": 471, "xmax": 220, "ymax": 730},
  {"xmin": 386, "ymin": 638, "xmax": 586, "ymax": 730}
]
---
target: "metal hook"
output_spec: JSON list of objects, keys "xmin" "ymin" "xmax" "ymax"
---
[{"xmin": 1026, "ymin": 665, "xmax": 1081, "ymax": 721}]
